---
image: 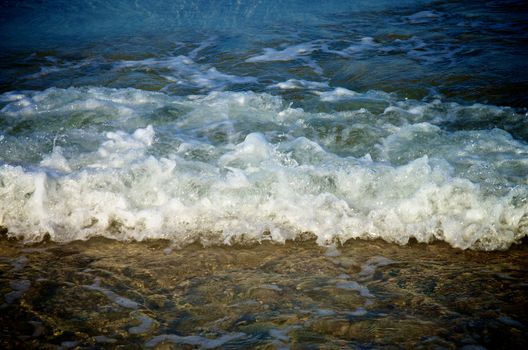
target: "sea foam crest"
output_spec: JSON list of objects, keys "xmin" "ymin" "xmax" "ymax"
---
[{"xmin": 0, "ymin": 88, "xmax": 527, "ymax": 250}]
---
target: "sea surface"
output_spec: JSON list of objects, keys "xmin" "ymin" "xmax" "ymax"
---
[{"xmin": 0, "ymin": 0, "xmax": 527, "ymax": 348}]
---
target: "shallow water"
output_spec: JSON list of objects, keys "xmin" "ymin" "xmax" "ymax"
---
[
  {"xmin": 1, "ymin": 1, "xmax": 528, "ymax": 347},
  {"xmin": 1, "ymin": 0, "xmax": 528, "ymax": 249},
  {"xmin": 1, "ymin": 238, "xmax": 527, "ymax": 349}
]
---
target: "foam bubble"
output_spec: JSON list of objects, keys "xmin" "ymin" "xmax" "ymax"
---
[
  {"xmin": 245, "ymin": 42, "xmax": 324, "ymax": 74},
  {"xmin": 115, "ymin": 55, "xmax": 256, "ymax": 90},
  {"xmin": 268, "ymin": 79, "xmax": 329, "ymax": 90},
  {"xmin": 321, "ymin": 36, "xmax": 465, "ymax": 66},
  {"xmin": 316, "ymin": 88, "xmax": 391, "ymax": 102},
  {"xmin": 246, "ymin": 43, "xmax": 320, "ymax": 62},
  {"xmin": 40, "ymin": 147, "xmax": 71, "ymax": 172}
]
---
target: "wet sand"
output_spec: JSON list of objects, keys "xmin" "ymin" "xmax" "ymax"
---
[{"xmin": 1, "ymin": 236, "xmax": 527, "ymax": 349}]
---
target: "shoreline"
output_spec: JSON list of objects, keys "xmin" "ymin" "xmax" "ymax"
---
[{"xmin": 1, "ymin": 236, "xmax": 527, "ymax": 348}]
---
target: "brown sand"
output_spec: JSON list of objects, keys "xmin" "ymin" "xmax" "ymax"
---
[{"xmin": 1, "ymin": 236, "xmax": 527, "ymax": 349}]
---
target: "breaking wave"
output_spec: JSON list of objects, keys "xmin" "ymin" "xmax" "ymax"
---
[{"xmin": 1, "ymin": 87, "xmax": 527, "ymax": 250}]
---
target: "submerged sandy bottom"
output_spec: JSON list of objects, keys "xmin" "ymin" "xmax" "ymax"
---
[{"xmin": 0, "ymin": 236, "xmax": 527, "ymax": 349}]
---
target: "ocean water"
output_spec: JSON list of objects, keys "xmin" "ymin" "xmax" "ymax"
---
[
  {"xmin": 1, "ymin": 0, "xmax": 527, "ymax": 250},
  {"xmin": 0, "ymin": 0, "xmax": 527, "ymax": 348}
]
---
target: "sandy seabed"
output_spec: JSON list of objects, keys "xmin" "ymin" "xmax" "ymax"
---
[{"xmin": 1, "ymin": 236, "xmax": 527, "ymax": 349}]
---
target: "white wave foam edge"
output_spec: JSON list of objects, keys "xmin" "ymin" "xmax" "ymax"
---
[
  {"xmin": 0, "ymin": 126, "xmax": 526, "ymax": 250},
  {"xmin": 0, "ymin": 88, "xmax": 527, "ymax": 250}
]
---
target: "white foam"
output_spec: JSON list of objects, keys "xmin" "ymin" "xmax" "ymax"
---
[
  {"xmin": 245, "ymin": 42, "xmax": 325, "ymax": 74},
  {"xmin": 317, "ymin": 87, "xmax": 358, "ymax": 101},
  {"xmin": 268, "ymin": 79, "xmax": 329, "ymax": 90},
  {"xmin": 21, "ymin": 57, "xmax": 104, "ymax": 81},
  {"xmin": 15, "ymin": 41, "xmax": 254, "ymax": 91},
  {"xmin": 188, "ymin": 36, "xmax": 217, "ymax": 60},
  {"xmin": 246, "ymin": 43, "xmax": 319, "ymax": 62},
  {"xmin": 321, "ymin": 36, "xmax": 462, "ymax": 66},
  {"xmin": 0, "ymin": 88, "xmax": 527, "ymax": 250},
  {"xmin": 0, "ymin": 87, "xmax": 165, "ymax": 118},
  {"xmin": 316, "ymin": 88, "xmax": 391, "ymax": 102},
  {"xmin": 40, "ymin": 146, "xmax": 71, "ymax": 172},
  {"xmin": 116, "ymin": 55, "xmax": 256, "ymax": 90},
  {"xmin": 93, "ymin": 125, "xmax": 154, "ymax": 169},
  {"xmin": 0, "ymin": 92, "xmax": 29, "ymax": 102}
]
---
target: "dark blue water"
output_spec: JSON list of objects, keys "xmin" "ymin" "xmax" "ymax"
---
[{"xmin": 1, "ymin": 0, "xmax": 527, "ymax": 106}]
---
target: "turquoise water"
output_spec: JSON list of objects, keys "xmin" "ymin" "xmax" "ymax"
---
[{"xmin": 0, "ymin": 0, "xmax": 527, "ymax": 249}]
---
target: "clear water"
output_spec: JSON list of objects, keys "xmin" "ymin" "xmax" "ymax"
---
[
  {"xmin": 0, "ymin": 0, "xmax": 527, "ymax": 249},
  {"xmin": 1, "ymin": 238, "xmax": 527, "ymax": 349}
]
